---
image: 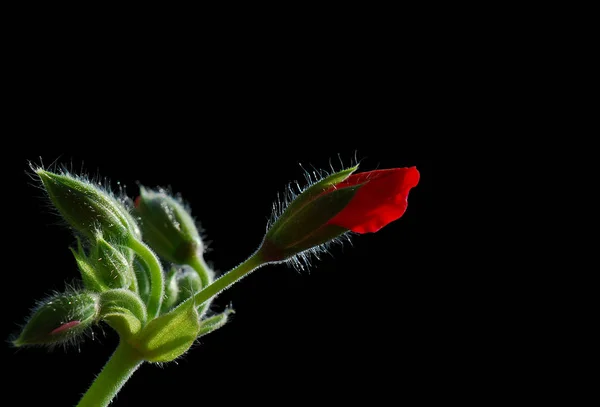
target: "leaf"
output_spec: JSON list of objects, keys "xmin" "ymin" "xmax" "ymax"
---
[{"xmin": 132, "ymin": 302, "xmax": 200, "ymax": 363}]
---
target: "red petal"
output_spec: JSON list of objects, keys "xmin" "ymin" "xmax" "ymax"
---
[
  {"xmin": 50, "ymin": 320, "xmax": 81, "ymax": 335},
  {"xmin": 327, "ymin": 167, "xmax": 420, "ymax": 233}
]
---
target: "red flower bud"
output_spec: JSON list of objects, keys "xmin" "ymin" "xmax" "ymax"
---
[
  {"xmin": 260, "ymin": 165, "xmax": 419, "ymax": 263},
  {"xmin": 326, "ymin": 167, "xmax": 420, "ymax": 233}
]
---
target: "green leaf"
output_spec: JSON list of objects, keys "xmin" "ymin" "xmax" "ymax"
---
[
  {"xmin": 132, "ymin": 302, "xmax": 200, "ymax": 363},
  {"xmin": 198, "ymin": 309, "xmax": 233, "ymax": 338}
]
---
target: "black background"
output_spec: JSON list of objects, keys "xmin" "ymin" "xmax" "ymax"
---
[{"xmin": 1, "ymin": 36, "xmax": 463, "ymax": 405}]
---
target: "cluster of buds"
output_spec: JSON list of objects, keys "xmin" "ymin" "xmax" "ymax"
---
[
  {"xmin": 13, "ymin": 162, "xmax": 419, "ymax": 368},
  {"xmin": 13, "ymin": 169, "xmax": 220, "ymax": 360}
]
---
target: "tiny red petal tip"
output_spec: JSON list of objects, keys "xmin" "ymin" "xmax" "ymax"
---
[{"xmin": 50, "ymin": 320, "xmax": 81, "ymax": 335}]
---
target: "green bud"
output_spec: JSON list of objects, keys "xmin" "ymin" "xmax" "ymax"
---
[
  {"xmin": 175, "ymin": 267, "xmax": 203, "ymax": 300},
  {"xmin": 72, "ymin": 233, "xmax": 133, "ymax": 290},
  {"xmin": 161, "ymin": 266, "xmax": 204, "ymax": 314},
  {"xmin": 262, "ymin": 166, "xmax": 360, "ymax": 261},
  {"xmin": 36, "ymin": 169, "xmax": 140, "ymax": 241},
  {"xmin": 13, "ymin": 291, "xmax": 99, "ymax": 347},
  {"xmin": 133, "ymin": 187, "xmax": 203, "ymax": 264}
]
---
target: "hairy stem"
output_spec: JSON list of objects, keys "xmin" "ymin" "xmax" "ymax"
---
[
  {"xmin": 76, "ymin": 342, "xmax": 143, "ymax": 407},
  {"xmin": 128, "ymin": 237, "xmax": 164, "ymax": 319},
  {"xmin": 190, "ymin": 251, "xmax": 266, "ymax": 308}
]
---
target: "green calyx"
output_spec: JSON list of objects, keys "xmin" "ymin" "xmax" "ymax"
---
[{"xmin": 263, "ymin": 166, "xmax": 359, "ymax": 261}]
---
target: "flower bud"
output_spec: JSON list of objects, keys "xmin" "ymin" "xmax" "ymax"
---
[
  {"xmin": 161, "ymin": 266, "xmax": 203, "ymax": 313},
  {"xmin": 13, "ymin": 291, "xmax": 99, "ymax": 346},
  {"xmin": 36, "ymin": 169, "xmax": 140, "ymax": 241},
  {"xmin": 260, "ymin": 165, "xmax": 420, "ymax": 262},
  {"xmin": 133, "ymin": 187, "xmax": 203, "ymax": 265}
]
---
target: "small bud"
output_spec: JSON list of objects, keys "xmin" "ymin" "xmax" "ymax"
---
[
  {"xmin": 13, "ymin": 291, "xmax": 99, "ymax": 346},
  {"xmin": 36, "ymin": 169, "xmax": 140, "ymax": 241},
  {"xmin": 133, "ymin": 188, "xmax": 203, "ymax": 265},
  {"xmin": 72, "ymin": 233, "xmax": 134, "ymax": 290},
  {"xmin": 161, "ymin": 266, "xmax": 203, "ymax": 313},
  {"xmin": 176, "ymin": 267, "xmax": 203, "ymax": 299}
]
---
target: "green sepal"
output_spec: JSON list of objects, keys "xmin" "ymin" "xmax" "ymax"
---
[
  {"xmin": 264, "ymin": 185, "xmax": 360, "ymax": 259},
  {"xmin": 268, "ymin": 165, "xmax": 358, "ymax": 240},
  {"xmin": 93, "ymin": 234, "xmax": 133, "ymax": 289},
  {"xmin": 198, "ymin": 309, "xmax": 233, "ymax": 338},
  {"xmin": 132, "ymin": 302, "xmax": 201, "ymax": 363},
  {"xmin": 71, "ymin": 239, "xmax": 108, "ymax": 293}
]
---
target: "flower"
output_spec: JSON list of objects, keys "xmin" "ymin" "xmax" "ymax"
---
[{"xmin": 260, "ymin": 165, "xmax": 419, "ymax": 262}]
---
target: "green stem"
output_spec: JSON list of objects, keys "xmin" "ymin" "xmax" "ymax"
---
[
  {"xmin": 188, "ymin": 254, "xmax": 211, "ymax": 288},
  {"xmin": 191, "ymin": 251, "xmax": 265, "ymax": 308},
  {"xmin": 76, "ymin": 342, "xmax": 143, "ymax": 407},
  {"xmin": 128, "ymin": 237, "xmax": 164, "ymax": 319}
]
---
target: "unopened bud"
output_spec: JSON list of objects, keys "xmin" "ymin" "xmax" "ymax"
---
[
  {"xmin": 161, "ymin": 266, "xmax": 203, "ymax": 313},
  {"xmin": 133, "ymin": 188, "xmax": 203, "ymax": 264},
  {"xmin": 13, "ymin": 291, "xmax": 99, "ymax": 346},
  {"xmin": 36, "ymin": 169, "xmax": 140, "ymax": 241}
]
